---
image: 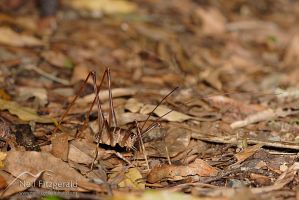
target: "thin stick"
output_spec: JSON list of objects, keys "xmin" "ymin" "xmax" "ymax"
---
[
  {"xmin": 25, "ymin": 65, "xmax": 70, "ymax": 85},
  {"xmin": 140, "ymin": 87, "xmax": 178, "ymax": 133}
]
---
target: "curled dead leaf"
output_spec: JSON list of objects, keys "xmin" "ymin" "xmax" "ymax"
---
[
  {"xmin": 147, "ymin": 159, "xmax": 218, "ymax": 183},
  {"xmin": 0, "ymin": 27, "xmax": 44, "ymax": 47}
]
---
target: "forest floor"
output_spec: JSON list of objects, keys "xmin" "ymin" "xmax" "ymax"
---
[{"xmin": 1, "ymin": 0, "xmax": 299, "ymax": 199}]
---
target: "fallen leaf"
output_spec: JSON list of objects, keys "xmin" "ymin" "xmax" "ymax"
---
[
  {"xmin": 4, "ymin": 151, "xmax": 103, "ymax": 192},
  {"xmin": 234, "ymin": 144, "xmax": 263, "ymax": 164},
  {"xmin": 71, "ymin": 65, "xmax": 90, "ymax": 84},
  {"xmin": 134, "ymin": 23, "xmax": 175, "ymax": 41},
  {"xmin": 77, "ymin": 88, "xmax": 137, "ymax": 104},
  {"xmin": 17, "ymin": 87, "xmax": 48, "ymax": 107},
  {"xmin": 283, "ymin": 34, "xmax": 299, "ymax": 66},
  {"xmin": 147, "ymin": 159, "xmax": 218, "ymax": 183},
  {"xmin": 231, "ymin": 107, "xmax": 299, "ymax": 129},
  {"xmin": 0, "ymin": 27, "xmax": 44, "ymax": 47},
  {"xmin": 140, "ymin": 104, "xmax": 194, "ymax": 122},
  {"xmin": 125, "ymin": 98, "xmax": 144, "ymax": 113},
  {"xmin": 0, "ymin": 89, "xmax": 11, "ymax": 100},
  {"xmin": 0, "ymin": 152, "xmax": 7, "ymax": 168},
  {"xmin": 63, "ymin": 0, "xmax": 137, "ymax": 15},
  {"xmin": 0, "ymin": 175, "xmax": 7, "ymax": 190},
  {"xmin": 51, "ymin": 133, "xmax": 69, "ymax": 161},
  {"xmin": 0, "ymin": 99, "xmax": 54, "ymax": 123},
  {"xmin": 0, "ymin": 169, "xmax": 44, "ymax": 198},
  {"xmin": 116, "ymin": 112, "xmax": 156, "ymax": 126},
  {"xmin": 208, "ymin": 95, "xmax": 265, "ymax": 116},
  {"xmin": 41, "ymin": 51, "xmax": 74, "ymax": 69},
  {"xmin": 118, "ymin": 168, "xmax": 145, "ymax": 189},
  {"xmin": 195, "ymin": 7, "xmax": 226, "ymax": 35},
  {"xmin": 68, "ymin": 139, "xmax": 109, "ymax": 164},
  {"xmin": 200, "ymin": 68, "xmax": 222, "ymax": 90}
]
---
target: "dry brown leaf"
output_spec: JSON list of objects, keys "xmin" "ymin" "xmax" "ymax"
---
[
  {"xmin": 41, "ymin": 51, "xmax": 73, "ymax": 68},
  {"xmin": 77, "ymin": 88, "xmax": 137, "ymax": 104},
  {"xmin": 0, "ymin": 169, "xmax": 42, "ymax": 198},
  {"xmin": 231, "ymin": 107, "xmax": 299, "ymax": 129},
  {"xmin": 208, "ymin": 95, "xmax": 265, "ymax": 116},
  {"xmin": 68, "ymin": 139, "xmax": 109, "ymax": 164},
  {"xmin": 116, "ymin": 112, "xmax": 156, "ymax": 126},
  {"xmin": 17, "ymin": 87, "xmax": 48, "ymax": 107},
  {"xmin": 63, "ymin": 0, "xmax": 137, "ymax": 15},
  {"xmin": 140, "ymin": 104, "xmax": 194, "ymax": 122},
  {"xmin": 200, "ymin": 68, "xmax": 222, "ymax": 90},
  {"xmin": 234, "ymin": 144, "xmax": 263, "ymax": 164},
  {"xmin": 195, "ymin": 7, "xmax": 226, "ymax": 35},
  {"xmin": 147, "ymin": 159, "xmax": 218, "ymax": 183},
  {"xmin": 134, "ymin": 23, "xmax": 175, "ymax": 41},
  {"xmin": 4, "ymin": 151, "xmax": 104, "ymax": 192},
  {"xmin": 71, "ymin": 65, "xmax": 90, "ymax": 84},
  {"xmin": 0, "ymin": 27, "xmax": 43, "ymax": 47},
  {"xmin": 283, "ymin": 34, "xmax": 299, "ymax": 66},
  {"xmin": 0, "ymin": 174, "xmax": 7, "ymax": 190},
  {"xmin": 125, "ymin": 98, "xmax": 144, "ymax": 113},
  {"xmin": 51, "ymin": 133, "xmax": 69, "ymax": 161}
]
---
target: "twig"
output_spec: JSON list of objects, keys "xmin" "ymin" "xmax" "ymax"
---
[{"xmin": 24, "ymin": 65, "xmax": 70, "ymax": 85}]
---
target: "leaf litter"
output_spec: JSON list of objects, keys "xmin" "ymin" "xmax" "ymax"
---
[{"xmin": 1, "ymin": 0, "xmax": 299, "ymax": 199}]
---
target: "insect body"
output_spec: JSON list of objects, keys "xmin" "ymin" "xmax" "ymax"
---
[{"xmin": 54, "ymin": 68, "xmax": 176, "ymax": 149}]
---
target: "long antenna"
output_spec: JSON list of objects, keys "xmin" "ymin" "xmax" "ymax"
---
[{"xmin": 140, "ymin": 86, "xmax": 178, "ymax": 133}]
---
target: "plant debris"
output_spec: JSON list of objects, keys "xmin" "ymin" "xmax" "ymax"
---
[{"xmin": 1, "ymin": 0, "xmax": 299, "ymax": 199}]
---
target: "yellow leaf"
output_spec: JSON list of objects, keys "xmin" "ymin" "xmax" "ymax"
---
[
  {"xmin": 118, "ymin": 168, "xmax": 145, "ymax": 189},
  {"xmin": 0, "ymin": 152, "xmax": 7, "ymax": 168},
  {"xmin": 0, "ymin": 99, "xmax": 54, "ymax": 123},
  {"xmin": 63, "ymin": 0, "xmax": 137, "ymax": 15}
]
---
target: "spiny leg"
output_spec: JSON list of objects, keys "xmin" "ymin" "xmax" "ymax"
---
[
  {"xmin": 106, "ymin": 68, "xmax": 118, "ymax": 128},
  {"xmin": 139, "ymin": 87, "xmax": 178, "ymax": 135},
  {"xmin": 135, "ymin": 120, "xmax": 149, "ymax": 171},
  {"xmin": 53, "ymin": 71, "xmax": 96, "ymax": 134},
  {"xmin": 79, "ymin": 68, "xmax": 118, "ymax": 142},
  {"xmin": 78, "ymin": 70, "xmax": 108, "ymax": 138}
]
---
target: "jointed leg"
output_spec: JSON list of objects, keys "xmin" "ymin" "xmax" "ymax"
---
[
  {"xmin": 135, "ymin": 120, "xmax": 149, "ymax": 171},
  {"xmin": 106, "ymin": 68, "xmax": 118, "ymax": 128},
  {"xmin": 53, "ymin": 72, "xmax": 95, "ymax": 133},
  {"xmin": 78, "ymin": 68, "xmax": 118, "ymax": 139}
]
